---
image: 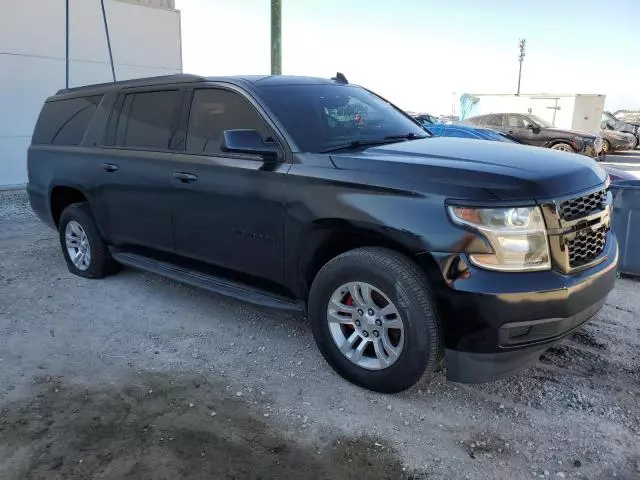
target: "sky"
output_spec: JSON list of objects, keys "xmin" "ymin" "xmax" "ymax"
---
[{"xmin": 175, "ymin": 0, "xmax": 640, "ymax": 115}]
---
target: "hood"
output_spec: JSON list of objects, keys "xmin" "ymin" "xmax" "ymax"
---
[
  {"xmin": 329, "ymin": 137, "xmax": 607, "ymax": 201},
  {"xmin": 601, "ymin": 130, "xmax": 635, "ymax": 141},
  {"xmin": 546, "ymin": 127, "xmax": 596, "ymax": 139}
]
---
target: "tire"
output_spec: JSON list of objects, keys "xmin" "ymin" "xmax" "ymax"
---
[
  {"xmin": 550, "ymin": 142, "xmax": 575, "ymax": 153},
  {"xmin": 601, "ymin": 139, "xmax": 611, "ymax": 155},
  {"xmin": 58, "ymin": 202, "xmax": 117, "ymax": 279},
  {"xmin": 308, "ymin": 247, "xmax": 442, "ymax": 393},
  {"xmin": 631, "ymin": 136, "xmax": 639, "ymax": 150}
]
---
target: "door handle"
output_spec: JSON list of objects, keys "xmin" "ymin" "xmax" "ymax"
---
[
  {"xmin": 173, "ymin": 172, "xmax": 198, "ymax": 183},
  {"xmin": 102, "ymin": 163, "xmax": 119, "ymax": 172}
]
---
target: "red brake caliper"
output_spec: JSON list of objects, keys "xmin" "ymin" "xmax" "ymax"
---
[{"xmin": 344, "ymin": 294, "xmax": 354, "ymax": 332}]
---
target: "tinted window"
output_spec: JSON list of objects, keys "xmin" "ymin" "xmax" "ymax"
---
[
  {"xmin": 483, "ymin": 115, "xmax": 503, "ymax": 127},
  {"xmin": 33, "ymin": 95, "xmax": 102, "ymax": 145},
  {"xmin": 257, "ymin": 84, "xmax": 427, "ymax": 153},
  {"xmin": 506, "ymin": 115, "xmax": 525, "ymax": 128},
  {"xmin": 186, "ymin": 89, "xmax": 270, "ymax": 154},
  {"xmin": 120, "ymin": 90, "xmax": 180, "ymax": 149}
]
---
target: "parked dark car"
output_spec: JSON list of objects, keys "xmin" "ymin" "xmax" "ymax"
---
[
  {"xmin": 428, "ymin": 121, "xmax": 630, "ymax": 185},
  {"xmin": 461, "ymin": 113, "xmax": 602, "ymax": 157},
  {"xmin": 28, "ymin": 74, "xmax": 617, "ymax": 393},
  {"xmin": 601, "ymin": 111, "xmax": 639, "ymax": 149},
  {"xmin": 600, "ymin": 129, "xmax": 637, "ymax": 154}
]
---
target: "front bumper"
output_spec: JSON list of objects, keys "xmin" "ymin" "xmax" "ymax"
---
[
  {"xmin": 417, "ymin": 233, "xmax": 618, "ymax": 383},
  {"xmin": 581, "ymin": 143, "xmax": 600, "ymax": 157}
]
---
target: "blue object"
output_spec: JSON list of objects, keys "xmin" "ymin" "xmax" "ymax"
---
[
  {"xmin": 427, "ymin": 124, "xmax": 515, "ymax": 142},
  {"xmin": 610, "ymin": 180, "xmax": 640, "ymax": 276},
  {"xmin": 460, "ymin": 94, "xmax": 480, "ymax": 120}
]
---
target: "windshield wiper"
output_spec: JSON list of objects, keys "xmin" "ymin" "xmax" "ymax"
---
[
  {"xmin": 319, "ymin": 138, "xmax": 406, "ymax": 153},
  {"xmin": 320, "ymin": 133, "xmax": 428, "ymax": 153},
  {"xmin": 384, "ymin": 133, "xmax": 429, "ymax": 140}
]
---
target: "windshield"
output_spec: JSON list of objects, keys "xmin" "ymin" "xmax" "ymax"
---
[
  {"xmin": 527, "ymin": 114, "xmax": 553, "ymax": 128},
  {"xmin": 256, "ymin": 84, "xmax": 427, "ymax": 153},
  {"xmin": 615, "ymin": 111, "xmax": 640, "ymax": 124}
]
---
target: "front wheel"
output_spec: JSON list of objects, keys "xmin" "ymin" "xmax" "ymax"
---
[
  {"xmin": 601, "ymin": 139, "xmax": 611, "ymax": 155},
  {"xmin": 308, "ymin": 247, "xmax": 442, "ymax": 393},
  {"xmin": 550, "ymin": 142, "xmax": 575, "ymax": 153}
]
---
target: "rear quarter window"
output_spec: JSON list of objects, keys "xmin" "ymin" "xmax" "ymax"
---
[{"xmin": 32, "ymin": 95, "xmax": 102, "ymax": 145}]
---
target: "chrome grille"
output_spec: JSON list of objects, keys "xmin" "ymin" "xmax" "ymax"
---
[
  {"xmin": 559, "ymin": 189, "xmax": 607, "ymax": 221},
  {"xmin": 566, "ymin": 226, "xmax": 607, "ymax": 268}
]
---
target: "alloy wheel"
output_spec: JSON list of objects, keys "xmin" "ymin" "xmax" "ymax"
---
[
  {"xmin": 551, "ymin": 144, "xmax": 573, "ymax": 152},
  {"xmin": 65, "ymin": 220, "xmax": 91, "ymax": 271},
  {"xmin": 327, "ymin": 282, "xmax": 405, "ymax": 370}
]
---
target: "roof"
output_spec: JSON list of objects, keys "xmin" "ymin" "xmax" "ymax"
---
[{"xmin": 54, "ymin": 73, "xmax": 342, "ymax": 97}]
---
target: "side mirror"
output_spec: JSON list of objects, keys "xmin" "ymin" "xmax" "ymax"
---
[
  {"xmin": 528, "ymin": 125, "xmax": 541, "ymax": 134},
  {"xmin": 220, "ymin": 129, "xmax": 279, "ymax": 159}
]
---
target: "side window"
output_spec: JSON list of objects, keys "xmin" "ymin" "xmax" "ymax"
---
[
  {"xmin": 33, "ymin": 95, "xmax": 102, "ymax": 145},
  {"xmin": 483, "ymin": 115, "xmax": 503, "ymax": 128},
  {"xmin": 506, "ymin": 115, "xmax": 525, "ymax": 128},
  {"xmin": 118, "ymin": 90, "xmax": 180, "ymax": 150},
  {"xmin": 186, "ymin": 89, "xmax": 270, "ymax": 155}
]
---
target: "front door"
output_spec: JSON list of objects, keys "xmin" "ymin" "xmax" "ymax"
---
[
  {"xmin": 170, "ymin": 87, "xmax": 288, "ymax": 284},
  {"xmin": 504, "ymin": 114, "xmax": 542, "ymax": 146}
]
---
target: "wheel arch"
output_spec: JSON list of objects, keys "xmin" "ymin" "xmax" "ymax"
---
[
  {"xmin": 546, "ymin": 139, "xmax": 579, "ymax": 151},
  {"xmin": 49, "ymin": 184, "xmax": 91, "ymax": 227},
  {"xmin": 296, "ymin": 219, "xmax": 445, "ymax": 300}
]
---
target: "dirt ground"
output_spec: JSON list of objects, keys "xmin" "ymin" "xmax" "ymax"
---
[{"xmin": 1, "ymin": 189, "xmax": 639, "ymax": 479}]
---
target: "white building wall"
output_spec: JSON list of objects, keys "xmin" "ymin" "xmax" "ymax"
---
[
  {"xmin": 0, "ymin": 0, "xmax": 182, "ymax": 188},
  {"xmin": 571, "ymin": 95, "xmax": 606, "ymax": 134}
]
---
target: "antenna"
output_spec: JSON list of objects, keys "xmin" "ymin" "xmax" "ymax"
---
[{"xmin": 332, "ymin": 72, "xmax": 349, "ymax": 84}]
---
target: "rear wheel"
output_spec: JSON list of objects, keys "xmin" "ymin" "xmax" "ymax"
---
[
  {"xmin": 58, "ymin": 202, "xmax": 117, "ymax": 279},
  {"xmin": 631, "ymin": 136, "xmax": 639, "ymax": 150},
  {"xmin": 550, "ymin": 142, "xmax": 575, "ymax": 153},
  {"xmin": 308, "ymin": 247, "xmax": 442, "ymax": 393}
]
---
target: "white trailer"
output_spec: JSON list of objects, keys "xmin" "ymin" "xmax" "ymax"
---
[{"xmin": 460, "ymin": 93, "xmax": 606, "ymax": 134}]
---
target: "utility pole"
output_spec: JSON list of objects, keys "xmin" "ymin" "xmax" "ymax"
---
[
  {"xmin": 271, "ymin": 0, "xmax": 282, "ymax": 75},
  {"xmin": 516, "ymin": 38, "xmax": 526, "ymax": 96}
]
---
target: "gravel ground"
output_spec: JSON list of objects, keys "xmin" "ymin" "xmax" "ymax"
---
[{"xmin": 1, "ymin": 189, "xmax": 639, "ymax": 479}]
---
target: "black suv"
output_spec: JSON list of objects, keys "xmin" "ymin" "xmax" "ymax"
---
[
  {"xmin": 28, "ymin": 74, "xmax": 618, "ymax": 392},
  {"xmin": 462, "ymin": 113, "xmax": 602, "ymax": 156}
]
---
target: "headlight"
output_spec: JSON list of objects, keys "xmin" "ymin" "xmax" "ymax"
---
[{"xmin": 447, "ymin": 205, "xmax": 550, "ymax": 272}]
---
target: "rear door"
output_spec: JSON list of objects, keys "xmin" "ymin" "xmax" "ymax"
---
[
  {"xmin": 97, "ymin": 88, "xmax": 184, "ymax": 251},
  {"xmin": 169, "ymin": 86, "xmax": 289, "ymax": 284}
]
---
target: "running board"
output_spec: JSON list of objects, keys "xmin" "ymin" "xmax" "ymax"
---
[{"xmin": 110, "ymin": 250, "xmax": 304, "ymax": 313}]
